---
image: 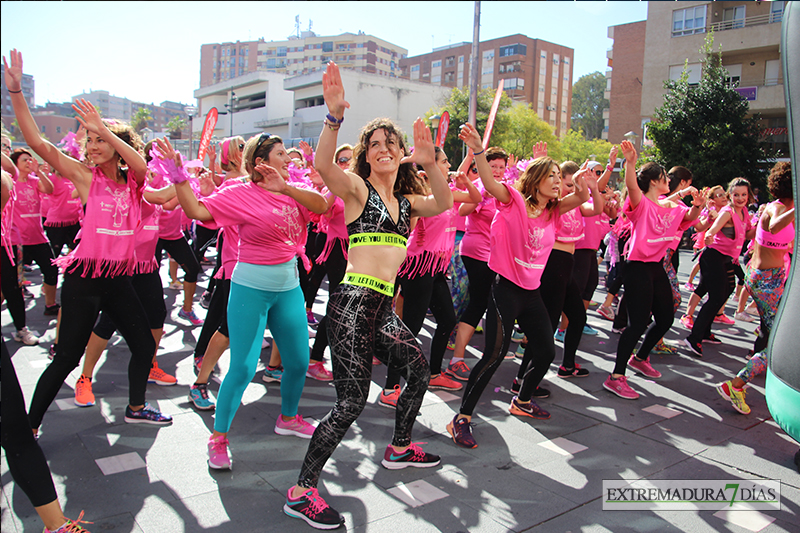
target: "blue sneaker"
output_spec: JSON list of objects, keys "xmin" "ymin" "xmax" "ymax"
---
[
  {"xmin": 554, "ymin": 329, "xmax": 566, "ymax": 342},
  {"xmin": 583, "ymin": 325, "xmax": 598, "ymax": 336},
  {"xmin": 189, "ymin": 383, "xmax": 215, "ymax": 410},
  {"xmin": 124, "ymin": 402, "xmax": 172, "ymax": 425},
  {"xmin": 262, "ymin": 366, "xmax": 283, "ymax": 383},
  {"xmin": 511, "ymin": 329, "xmax": 525, "ymax": 343}
]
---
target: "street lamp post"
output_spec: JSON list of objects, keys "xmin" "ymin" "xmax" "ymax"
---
[
  {"xmin": 430, "ymin": 114, "xmax": 441, "ymax": 144},
  {"xmin": 226, "ymin": 91, "xmax": 237, "ymax": 137},
  {"xmin": 185, "ymin": 105, "xmax": 197, "ymax": 159},
  {"xmin": 623, "ymin": 130, "xmax": 639, "ymax": 148}
]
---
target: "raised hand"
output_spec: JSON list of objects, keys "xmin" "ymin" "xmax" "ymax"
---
[
  {"xmin": 308, "ymin": 166, "xmax": 324, "ymax": 188},
  {"xmin": 457, "ymin": 123, "xmax": 483, "ymax": 154},
  {"xmin": 198, "ymin": 169, "xmax": 216, "ymax": 196},
  {"xmin": 321, "ymin": 62, "xmax": 350, "ymax": 118},
  {"xmin": 401, "ymin": 118, "xmax": 436, "ymax": 167},
  {"xmin": 619, "ymin": 140, "xmax": 637, "ymax": 165},
  {"xmin": 2, "ymin": 49, "xmax": 23, "ymax": 92},
  {"xmin": 254, "ymin": 163, "xmax": 287, "ymax": 194},
  {"xmin": 206, "ymin": 143, "xmax": 216, "ymax": 166},
  {"xmin": 72, "ymin": 99, "xmax": 106, "ymax": 136},
  {"xmin": 608, "ymin": 145, "xmax": 619, "ymax": 167},
  {"xmin": 454, "ymin": 171, "xmax": 470, "ymax": 190},
  {"xmin": 532, "ymin": 141, "xmax": 548, "ymax": 160},
  {"xmin": 572, "ymin": 160, "xmax": 590, "ymax": 194},
  {"xmin": 508, "ymin": 153, "xmax": 518, "ymax": 169},
  {"xmin": 154, "ymin": 137, "xmax": 182, "ymax": 168},
  {"xmin": 299, "ymin": 140, "xmax": 314, "ymax": 160},
  {"xmin": 688, "ymin": 186, "xmax": 705, "ymax": 207},
  {"xmin": 40, "ymin": 161, "xmax": 51, "ymax": 175}
]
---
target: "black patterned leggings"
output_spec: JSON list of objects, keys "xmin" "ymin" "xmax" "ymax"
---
[{"xmin": 297, "ymin": 283, "xmax": 430, "ymax": 488}]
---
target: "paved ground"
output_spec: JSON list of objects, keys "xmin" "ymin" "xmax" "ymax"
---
[{"xmin": 2, "ymin": 250, "xmax": 799, "ymax": 533}]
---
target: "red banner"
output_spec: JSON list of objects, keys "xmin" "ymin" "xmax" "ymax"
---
[
  {"xmin": 435, "ymin": 111, "xmax": 450, "ymax": 148},
  {"xmin": 482, "ymin": 84, "xmax": 504, "ymax": 149},
  {"xmin": 197, "ymin": 108, "xmax": 218, "ymax": 161}
]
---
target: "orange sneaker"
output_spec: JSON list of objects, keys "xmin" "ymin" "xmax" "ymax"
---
[
  {"xmin": 428, "ymin": 373, "xmax": 463, "ymax": 391},
  {"xmin": 148, "ymin": 363, "xmax": 177, "ymax": 386},
  {"xmin": 74, "ymin": 375, "xmax": 95, "ymax": 407}
]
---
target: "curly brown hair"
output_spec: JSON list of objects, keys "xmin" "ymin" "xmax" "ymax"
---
[
  {"xmin": 83, "ymin": 120, "xmax": 142, "ymax": 171},
  {"xmin": 516, "ymin": 156, "xmax": 559, "ymax": 219},
  {"xmin": 352, "ymin": 118, "xmax": 425, "ymax": 196},
  {"xmin": 767, "ymin": 161, "xmax": 792, "ymax": 200}
]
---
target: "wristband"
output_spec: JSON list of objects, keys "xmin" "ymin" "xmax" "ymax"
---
[
  {"xmin": 8, "ymin": 89, "xmax": 22, "ymax": 94},
  {"xmin": 325, "ymin": 113, "xmax": 344, "ymax": 124},
  {"xmin": 473, "ymin": 148, "xmax": 485, "ymax": 156},
  {"xmin": 165, "ymin": 158, "xmax": 190, "ymax": 184},
  {"xmin": 323, "ymin": 120, "xmax": 341, "ymax": 131},
  {"xmin": 606, "ymin": 164, "xmax": 614, "ymax": 173}
]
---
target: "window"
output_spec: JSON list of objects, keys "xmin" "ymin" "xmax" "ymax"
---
[
  {"xmin": 411, "ymin": 65, "xmax": 420, "ymax": 72},
  {"xmin": 499, "ymin": 44, "xmax": 527, "ymax": 57},
  {"xmin": 539, "ymin": 85, "xmax": 545, "ymax": 93},
  {"xmin": 483, "ymin": 50, "xmax": 494, "ymax": 60},
  {"xmin": 459, "ymin": 56, "xmax": 464, "ymax": 63},
  {"xmin": 444, "ymin": 72, "xmax": 454, "ymax": 83},
  {"xmin": 563, "ymin": 56, "xmax": 570, "ymax": 65},
  {"xmin": 267, "ymin": 58, "xmax": 276, "ymax": 68},
  {"xmin": 724, "ymin": 64, "xmax": 742, "ymax": 87},
  {"xmin": 482, "ymin": 66, "xmax": 493, "ymax": 76},
  {"xmin": 482, "ymin": 84, "xmax": 492, "ymax": 89},
  {"xmin": 672, "ymin": 6, "xmax": 706, "ymax": 36},
  {"xmin": 445, "ymin": 56, "xmax": 455, "ymax": 67},
  {"xmin": 765, "ymin": 59, "xmax": 780, "ymax": 86},
  {"xmin": 432, "ymin": 60, "xmax": 441, "ymax": 68},
  {"xmin": 669, "ymin": 63, "xmax": 701, "ymax": 85},
  {"xmin": 540, "ymin": 51, "xmax": 547, "ymax": 60},
  {"xmin": 771, "ymin": 1, "xmax": 784, "ymax": 23},
  {"xmin": 57, "ymin": 126, "xmax": 62, "ymax": 133},
  {"xmin": 277, "ymin": 46, "xmax": 287, "ymax": 57},
  {"xmin": 322, "ymin": 41, "xmax": 333, "ymax": 53},
  {"xmin": 503, "ymin": 78, "xmax": 524, "ymax": 90},
  {"xmin": 722, "ymin": 5, "xmax": 745, "ymax": 30},
  {"xmin": 432, "ymin": 75, "xmax": 441, "ymax": 83},
  {"xmin": 553, "ymin": 54, "xmax": 560, "ymax": 65}
]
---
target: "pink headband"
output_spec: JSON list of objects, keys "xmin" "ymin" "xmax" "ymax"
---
[{"xmin": 221, "ymin": 138, "xmax": 231, "ymax": 166}]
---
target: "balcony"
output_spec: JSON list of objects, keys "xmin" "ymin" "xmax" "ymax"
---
[{"xmin": 708, "ymin": 11, "xmax": 782, "ymax": 33}]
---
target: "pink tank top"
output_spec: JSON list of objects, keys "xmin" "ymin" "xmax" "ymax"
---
[
  {"xmin": 55, "ymin": 167, "xmax": 143, "ymax": 277},
  {"xmin": 398, "ymin": 205, "xmax": 457, "ymax": 278},
  {"xmin": 134, "ymin": 200, "xmax": 161, "ymax": 274},
  {"xmin": 709, "ymin": 205, "xmax": 751, "ymax": 259},
  {"xmin": 460, "ymin": 195, "xmax": 496, "ymax": 262},
  {"xmin": 44, "ymin": 174, "xmax": 83, "ymax": 227},
  {"xmin": 555, "ymin": 206, "xmax": 584, "ymax": 243},
  {"xmin": 755, "ymin": 200, "xmax": 794, "ymax": 249},
  {"xmin": 9, "ymin": 175, "xmax": 48, "ymax": 246},
  {"xmin": 316, "ymin": 195, "xmax": 348, "ymax": 264},
  {"xmin": 625, "ymin": 196, "xmax": 690, "ymax": 263}
]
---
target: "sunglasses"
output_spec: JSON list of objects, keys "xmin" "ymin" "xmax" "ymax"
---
[
  {"xmin": 469, "ymin": 166, "xmax": 478, "ymax": 173},
  {"xmin": 254, "ymin": 132, "xmax": 275, "ymax": 157},
  {"xmin": 594, "ymin": 170, "xmax": 603, "ymax": 176},
  {"xmin": 712, "ymin": 192, "xmax": 727, "ymax": 198},
  {"xmin": 337, "ymin": 157, "xmax": 351, "ymax": 164}
]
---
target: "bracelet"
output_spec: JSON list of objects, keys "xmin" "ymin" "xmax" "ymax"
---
[
  {"xmin": 325, "ymin": 113, "xmax": 344, "ymax": 124},
  {"xmin": 473, "ymin": 148, "xmax": 485, "ymax": 156},
  {"xmin": 7, "ymin": 89, "xmax": 22, "ymax": 94},
  {"xmin": 606, "ymin": 164, "xmax": 614, "ymax": 173},
  {"xmin": 323, "ymin": 120, "xmax": 341, "ymax": 131}
]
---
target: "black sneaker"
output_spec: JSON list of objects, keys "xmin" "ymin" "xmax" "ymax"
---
[
  {"xmin": 44, "ymin": 303, "xmax": 60, "ymax": 316},
  {"xmin": 511, "ymin": 378, "xmax": 521, "ymax": 394},
  {"xmin": 381, "ymin": 443, "xmax": 441, "ymax": 470},
  {"xmin": 557, "ymin": 364, "xmax": 590, "ymax": 378},
  {"xmin": 511, "ymin": 379, "xmax": 550, "ymax": 398},
  {"xmin": 284, "ymin": 487, "xmax": 344, "ymax": 530},
  {"xmin": 199, "ymin": 291, "xmax": 211, "ymax": 309},
  {"xmin": 703, "ymin": 333, "xmax": 722, "ymax": 345},
  {"xmin": 683, "ymin": 338, "xmax": 703, "ymax": 357}
]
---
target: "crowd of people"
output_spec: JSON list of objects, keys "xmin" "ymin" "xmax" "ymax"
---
[{"xmin": 1, "ymin": 55, "xmax": 794, "ymax": 532}]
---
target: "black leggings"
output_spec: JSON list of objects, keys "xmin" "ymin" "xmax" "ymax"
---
[
  {"xmin": 1, "ymin": 339, "xmax": 58, "ymax": 507},
  {"xmin": 614, "ymin": 261, "xmax": 674, "ymax": 374},
  {"xmin": 27, "ymin": 273, "xmax": 156, "ymax": 429},
  {"xmin": 537, "ymin": 249, "xmax": 587, "ymax": 371},
  {"xmin": 193, "ymin": 225, "xmax": 217, "ymax": 262},
  {"xmin": 298, "ymin": 283, "xmax": 429, "ymax": 488},
  {"xmin": 194, "ymin": 278, "xmax": 231, "ymax": 359},
  {"xmin": 305, "ymin": 232, "xmax": 328, "ymax": 309},
  {"xmin": 459, "ymin": 255, "xmax": 494, "ymax": 327},
  {"xmin": 93, "ymin": 271, "xmax": 167, "ymax": 339},
  {"xmin": 1, "ymin": 247, "xmax": 26, "ymax": 330},
  {"xmin": 45, "ymin": 223, "xmax": 80, "ymax": 257},
  {"xmin": 386, "ymin": 271, "xmax": 457, "ymax": 386},
  {"xmin": 156, "ymin": 237, "xmax": 201, "ymax": 283},
  {"xmin": 573, "ymin": 248, "xmax": 599, "ymax": 301},
  {"xmin": 460, "ymin": 276, "xmax": 555, "ymax": 415},
  {"xmin": 309, "ymin": 243, "xmax": 347, "ymax": 362},
  {"xmin": 689, "ymin": 247, "xmax": 735, "ymax": 343},
  {"xmin": 22, "ymin": 243, "xmax": 58, "ymax": 286}
]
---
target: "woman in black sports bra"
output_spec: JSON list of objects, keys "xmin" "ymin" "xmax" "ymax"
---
[{"xmin": 284, "ymin": 61, "xmax": 453, "ymax": 530}]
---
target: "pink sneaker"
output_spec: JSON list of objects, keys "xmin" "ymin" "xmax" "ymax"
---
[
  {"xmin": 207, "ymin": 435, "xmax": 232, "ymax": 469},
  {"xmin": 713, "ymin": 314, "xmax": 735, "ymax": 325},
  {"xmin": 306, "ymin": 361, "xmax": 333, "ymax": 382},
  {"xmin": 179, "ymin": 307, "xmax": 204, "ymax": 326},
  {"xmin": 680, "ymin": 314, "xmax": 694, "ymax": 329},
  {"xmin": 628, "ymin": 356, "xmax": 662, "ymax": 378},
  {"xmin": 603, "ymin": 374, "xmax": 639, "ymax": 399},
  {"xmin": 275, "ymin": 414, "xmax": 316, "ymax": 439}
]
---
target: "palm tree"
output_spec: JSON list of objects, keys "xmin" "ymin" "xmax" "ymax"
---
[
  {"xmin": 166, "ymin": 116, "xmax": 187, "ymax": 139},
  {"xmin": 131, "ymin": 108, "xmax": 153, "ymax": 133}
]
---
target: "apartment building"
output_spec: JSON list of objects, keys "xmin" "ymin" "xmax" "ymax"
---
[
  {"xmin": 199, "ymin": 32, "xmax": 407, "ymax": 88},
  {"xmin": 605, "ymin": 1, "xmax": 787, "ymax": 156},
  {"xmin": 399, "ymin": 35, "xmax": 574, "ymax": 137}
]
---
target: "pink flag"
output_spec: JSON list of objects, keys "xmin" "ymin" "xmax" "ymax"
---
[
  {"xmin": 197, "ymin": 108, "xmax": 218, "ymax": 161},
  {"xmin": 482, "ymin": 84, "xmax": 504, "ymax": 149},
  {"xmin": 435, "ymin": 111, "xmax": 450, "ymax": 148}
]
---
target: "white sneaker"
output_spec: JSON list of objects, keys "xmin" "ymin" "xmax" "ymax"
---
[
  {"xmin": 14, "ymin": 327, "xmax": 40, "ymax": 345},
  {"xmin": 734, "ymin": 311, "xmax": 755, "ymax": 323}
]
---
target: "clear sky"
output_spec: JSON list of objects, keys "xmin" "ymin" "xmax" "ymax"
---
[{"xmin": 1, "ymin": 1, "xmax": 648, "ymax": 108}]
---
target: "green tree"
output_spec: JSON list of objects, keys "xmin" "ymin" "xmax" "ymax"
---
[
  {"xmin": 424, "ymin": 86, "xmax": 513, "ymax": 167},
  {"xmin": 570, "ymin": 71, "xmax": 608, "ymax": 140},
  {"xmin": 131, "ymin": 107, "xmax": 153, "ymax": 133},
  {"xmin": 560, "ymin": 129, "xmax": 615, "ymax": 166},
  {"xmin": 166, "ymin": 116, "xmax": 187, "ymax": 139},
  {"xmin": 645, "ymin": 33, "xmax": 774, "ymax": 190},
  {"xmin": 493, "ymin": 103, "xmax": 561, "ymax": 161}
]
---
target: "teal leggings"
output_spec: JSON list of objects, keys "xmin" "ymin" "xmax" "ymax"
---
[{"xmin": 214, "ymin": 282, "xmax": 310, "ymax": 433}]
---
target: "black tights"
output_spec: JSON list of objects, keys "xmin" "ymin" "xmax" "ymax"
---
[
  {"xmin": 458, "ymin": 256, "xmax": 494, "ymax": 327},
  {"xmin": 614, "ymin": 261, "xmax": 674, "ymax": 375},
  {"xmin": 1, "ymin": 339, "xmax": 58, "ymax": 507},
  {"xmin": 28, "ymin": 273, "xmax": 156, "ymax": 429},
  {"xmin": 460, "ymin": 276, "xmax": 555, "ymax": 416},
  {"xmin": 689, "ymin": 248, "xmax": 735, "ymax": 343},
  {"xmin": 309, "ymin": 242, "xmax": 347, "ymax": 362},
  {"xmin": 1, "ymin": 247, "xmax": 26, "ymax": 330},
  {"xmin": 298, "ymin": 283, "xmax": 429, "ymax": 488}
]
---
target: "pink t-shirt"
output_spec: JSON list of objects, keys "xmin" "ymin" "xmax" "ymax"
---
[
  {"xmin": 9, "ymin": 175, "xmax": 48, "ymax": 246},
  {"xmin": 624, "ymin": 196, "xmax": 690, "ymax": 263},
  {"xmin": 488, "ymin": 184, "xmax": 559, "ymax": 291},
  {"xmin": 157, "ymin": 205, "xmax": 184, "ymax": 240},
  {"xmin": 555, "ymin": 206, "xmax": 584, "ymax": 243},
  {"xmin": 1, "ymin": 171, "xmax": 17, "ymax": 262},
  {"xmin": 44, "ymin": 174, "xmax": 82, "ymax": 227},
  {"xmin": 460, "ymin": 194, "xmax": 496, "ymax": 262},
  {"xmin": 55, "ymin": 167, "xmax": 144, "ymax": 277},
  {"xmin": 134, "ymin": 200, "xmax": 161, "ymax": 274},
  {"xmin": 577, "ymin": 211, "xmax": 611, "ymax": 251},
  {"xmin": 709, "ymin": 205, "xmax": 752, "ymax": 259},
  {"xmin": 214, "ymin": 179, "xmax": 244, "ymax": 280},
  {"xmin": 200, "ymin": 181, "xmax": 313, "ymax": 267}
]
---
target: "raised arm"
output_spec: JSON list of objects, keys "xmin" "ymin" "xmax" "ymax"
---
[
  {"xmin": 579, "ymin": 167, "xmax": 604, "ymax": 216},
  {"xmin": 559, "ymin": 162, "xmax": 592, "ymax": 215},
  {"xmin": 143, "ymin": 184, "xmax": 176, "ymax": 205},
  {"xmin": 452, "ymin": 171, "xmax": 482, "ymax": 204},
  {"xmin": 1, "ymin": 152, "xmax": 16, "ymax": 176},
  {"xmin": 597, "ymin": 145, "xmax": 617, "ymax": 192},
  {"xmin": 4, "ymin": 50, "xmax": 91, "ymax": 185},
  {"xmin": 768, "ymin": 203, "xmax": 796, "ymax": 234},
  {"xmin": 405, "ymin": 118, "xmax": 453, "ymax": 217},
  {"xmin": 154, "ymin": 137, "xmax": 213, "ymax": 222},
  {"xmin": 459, "ymin": 122, "xmax": 509, "ymax": 203},
  {"xmin": 32, "ymin": 160, "xmax": 54, "ymax": 194},
  {"xmin": 254, "ymin": 163, "xmax": 328, "ymax": 214},
  {"xmin": 620, "ymin": 140, "xmax": 641, "ymax": 208}
]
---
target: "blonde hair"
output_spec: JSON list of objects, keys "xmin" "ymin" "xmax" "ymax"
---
[
  {"xmin": 220, "ymin": 136, "xmax": 246, "ymax": 172},
  {"xmin": 516, "ymin": 157, "xmax": 559, "ymax": 218}
]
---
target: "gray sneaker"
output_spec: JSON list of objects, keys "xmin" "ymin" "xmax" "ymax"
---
[
  {"xmin": 14, "ymin": 327, "xmax": 40, "ymax": 345},
  {"xmin": 444, "ymin": 359, "xmax": 471, "ymax": 381}
]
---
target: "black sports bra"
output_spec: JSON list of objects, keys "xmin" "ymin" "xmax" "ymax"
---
[{"xmin": 347, "ymin": 179, "xmax": 411, "ymax": 250}]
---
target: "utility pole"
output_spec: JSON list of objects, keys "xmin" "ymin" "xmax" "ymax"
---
[{"xmin": 469, "ymin": 1, "xmax": 481, "ymax": 127}]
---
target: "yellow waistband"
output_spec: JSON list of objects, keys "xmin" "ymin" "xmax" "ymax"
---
[
  {"xmin": 348, "ymin": 232, "xmax": 407, "ymax": 249},
  {"xmin": 342, "ymin": 272, "xmax": 395, "ymax": 297}
]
